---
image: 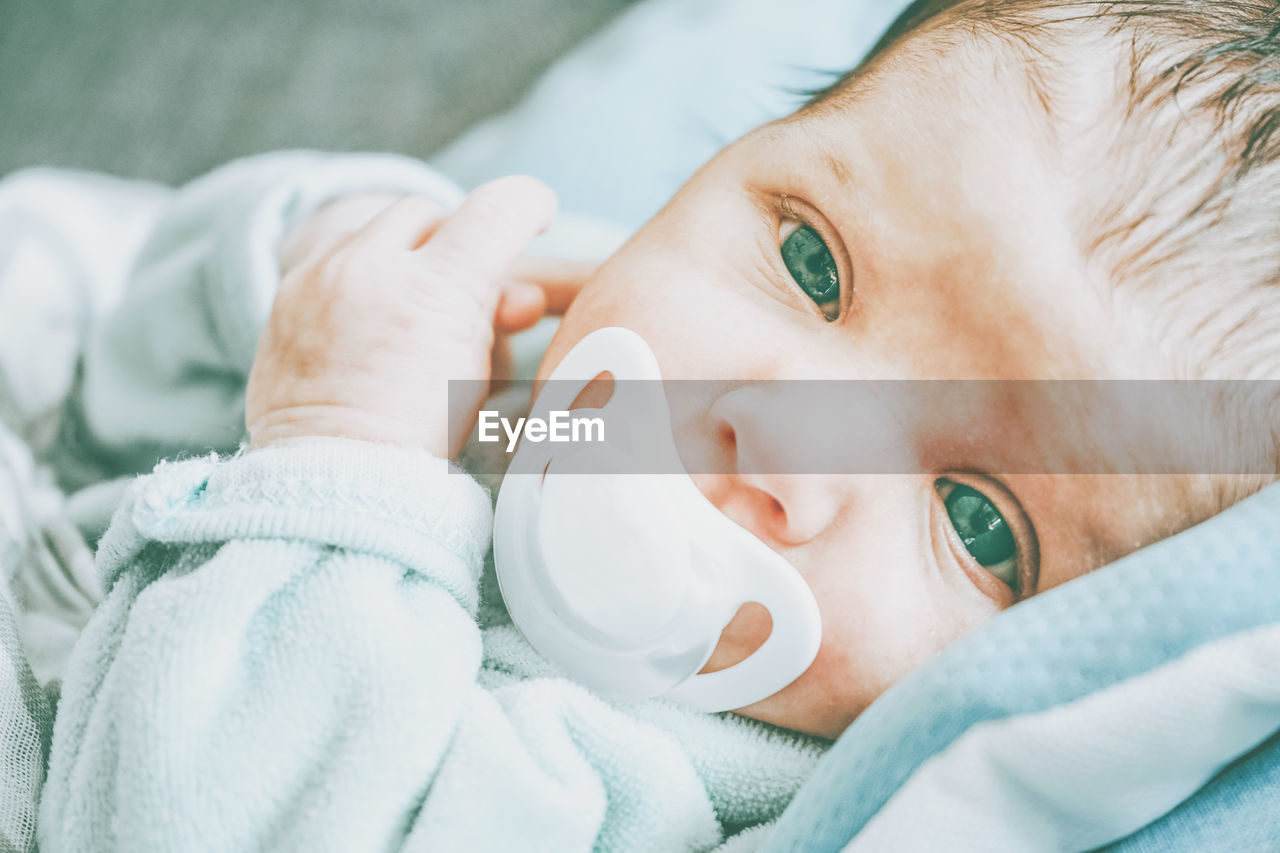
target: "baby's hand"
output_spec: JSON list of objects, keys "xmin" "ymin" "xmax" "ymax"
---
[{"xmin": 246, "ymin": 176, "xmax": 557, "ymax": 457}]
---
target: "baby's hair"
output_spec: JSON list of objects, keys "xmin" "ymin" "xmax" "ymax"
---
[{"xmin": 812, "ymin": 1, "xmax": 1280, "ymax": 498}]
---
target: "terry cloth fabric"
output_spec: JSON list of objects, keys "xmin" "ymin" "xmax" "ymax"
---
[
  {"xmin": 40, "ymin": 440, "xmax": 826, "ymax": 852},
  {"xmin": 765, "ymin": 482, "xmax": 1280, "ymax": 852}
]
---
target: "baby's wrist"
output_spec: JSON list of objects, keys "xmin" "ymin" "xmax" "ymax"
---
[{"xmin": 248, "ymin": 404, "xmax": 446, "ymax": 455}]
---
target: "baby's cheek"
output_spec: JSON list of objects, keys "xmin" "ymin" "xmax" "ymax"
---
[
  {"xmin": 540, "ymin": 278, "xmax": 645, "ymax": 380},
  {"xmin": 811, "ymin": 620, "xmax": 896, "ymax": 715},
  {"xmin": 764, "ymin": 638, "xmax": 878, "ymax": 739},
  {"xmin": 787, "ymin": 597, "xmax": 967, "ymax": 737}
]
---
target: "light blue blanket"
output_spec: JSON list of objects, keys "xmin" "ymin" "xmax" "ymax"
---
[{"xmin": 769, "ymin": 482, "xmax": 1280, "ymax": 851}]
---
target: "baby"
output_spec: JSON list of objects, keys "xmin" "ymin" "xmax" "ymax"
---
[{"xmin": 38, "ymin": 0, "xmax": 1280, "ymax": 850}]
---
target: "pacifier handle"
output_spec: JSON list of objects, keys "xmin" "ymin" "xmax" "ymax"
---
[
  {"xmin": 534, "ymin": 327, "xmax": 664, "ymax": 414},
  {"xmin": 662, "ymin": 535, "xmax": 823, "ymax": 713},
  {"xmin": 520, "ymin": 327, "xmax": 676, "ymax": 471}
]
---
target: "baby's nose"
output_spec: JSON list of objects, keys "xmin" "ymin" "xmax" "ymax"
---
[
  {"xmin": 702, "ymin": 387, "xmax": 848, "ymax": 547},
  {"xmin": 709, "ymin": 471, "xmax": 844, "ymax": 547}
]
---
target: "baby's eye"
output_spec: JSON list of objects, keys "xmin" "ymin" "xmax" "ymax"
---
[
  {"xmin": 780, "ymin": 224, "xmax": 840, "ymax": 320},
  {"xmin": 940, "ymin": 482, "xmax": 1019, "ymax": 592}
]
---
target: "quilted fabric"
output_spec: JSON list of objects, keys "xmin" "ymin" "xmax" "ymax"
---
[{"xmin": 767, "ymin": 482, "xmax": 1280, "ymax": 852}]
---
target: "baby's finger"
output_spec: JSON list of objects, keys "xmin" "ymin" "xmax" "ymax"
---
[
  {"xmin": 490, "ymin": 338, "xmax": 516, "ymax": 393},
  {"xmin": 510, "ymin": 256, "xmax": 598, "ymax": 315},
  {"xmin": 353, "ymin": 196, "xmax": 445, "ymax": 250},
  {"xmin": 417, "ymin": 176, "xmax": 557, "ymax": 284},
  {"xmin": 495, "ymin": 281, "xmax": 548, "ymax": 333}
]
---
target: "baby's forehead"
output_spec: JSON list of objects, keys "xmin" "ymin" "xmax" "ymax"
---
[
  {"xmin": 796, "ymin": 33, "xmax": 1072, "ymax": 195},
  {"xmin": 810, "ymin": 10, "xmax": 1046, "ymax": 109},
  {"xmin": 760, "ymin": 111, "xmax": 1141, "ymax": 382},
  {"xmin": 805, "ymin": 5, "xmax": 1131, "ymax": 175},
  {"xmin": 758, "ymin": 23, "xmax": 1189, "ymax": 380}
]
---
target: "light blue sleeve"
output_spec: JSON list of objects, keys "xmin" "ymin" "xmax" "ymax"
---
[
  {"xmin": 66, "ymin": 151, "xmax": 465, "ymax": 486},
  {"xmin": 39, "ymin": 439, "xmax": 496, "ymax": 851}
]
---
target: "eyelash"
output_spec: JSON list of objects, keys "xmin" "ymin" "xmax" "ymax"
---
[{"xmin": 777, "ymin": 194, "xmax": 803, "ymax": 222}]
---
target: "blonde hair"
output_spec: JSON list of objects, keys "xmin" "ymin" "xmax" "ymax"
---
[{"xmin": 810, "ymin": 1, "xmax": 1280, "ymax": 496}]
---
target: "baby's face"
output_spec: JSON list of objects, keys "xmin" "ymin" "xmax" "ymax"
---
[{"xmin": 537, "ymin": 52, "xmax": 1207, "ymax": 738}]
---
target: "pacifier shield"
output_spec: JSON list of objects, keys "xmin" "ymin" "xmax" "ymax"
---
[
  {"xmin": 494, "ymin": 326, "xmax": 822, "ymax": 711},
  {"xmin": 537, "ymin": 472, "xmax": 690, "ymax": 648}
]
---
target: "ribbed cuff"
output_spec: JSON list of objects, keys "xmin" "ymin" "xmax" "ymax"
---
[{"xmin": 98, "ymin": 438, "xmax": 492, "ymax": 614}]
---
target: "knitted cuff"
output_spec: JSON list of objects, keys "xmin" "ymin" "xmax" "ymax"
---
[{"xmin": 97, "ymin": 438, "xmax": 492, "ymax": 614}]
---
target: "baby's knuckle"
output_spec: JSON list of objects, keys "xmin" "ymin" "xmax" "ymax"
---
[
  {"xmin": 317, "ymin": 247, "xmax": 372, "ymax": 287},
  {"xmin": 464, "ymin": 184, "xmax": 520, "ymax": 231}
]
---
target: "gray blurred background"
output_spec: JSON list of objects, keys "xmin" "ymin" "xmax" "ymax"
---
[{"xmin": 0, "ymin": 0, "xmax": 633, "ymax": 182}]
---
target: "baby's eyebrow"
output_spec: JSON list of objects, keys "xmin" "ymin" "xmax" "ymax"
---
[
  {"xmin": 818, "ymin": 149, "xmax": 857, "ymax": 191},
  {"xmin": 790, "ymin": 116, "xmax": 859, "ymax": 192}
]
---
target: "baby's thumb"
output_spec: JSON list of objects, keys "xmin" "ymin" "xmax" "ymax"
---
[{"xmin": 418, "ymin": 176, "xmax": 558, "ymax": 286}]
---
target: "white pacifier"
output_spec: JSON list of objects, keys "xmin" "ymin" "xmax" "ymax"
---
[{"xmin": 493, "ymin": 327, "xmax": 822, "ymax": 712}]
